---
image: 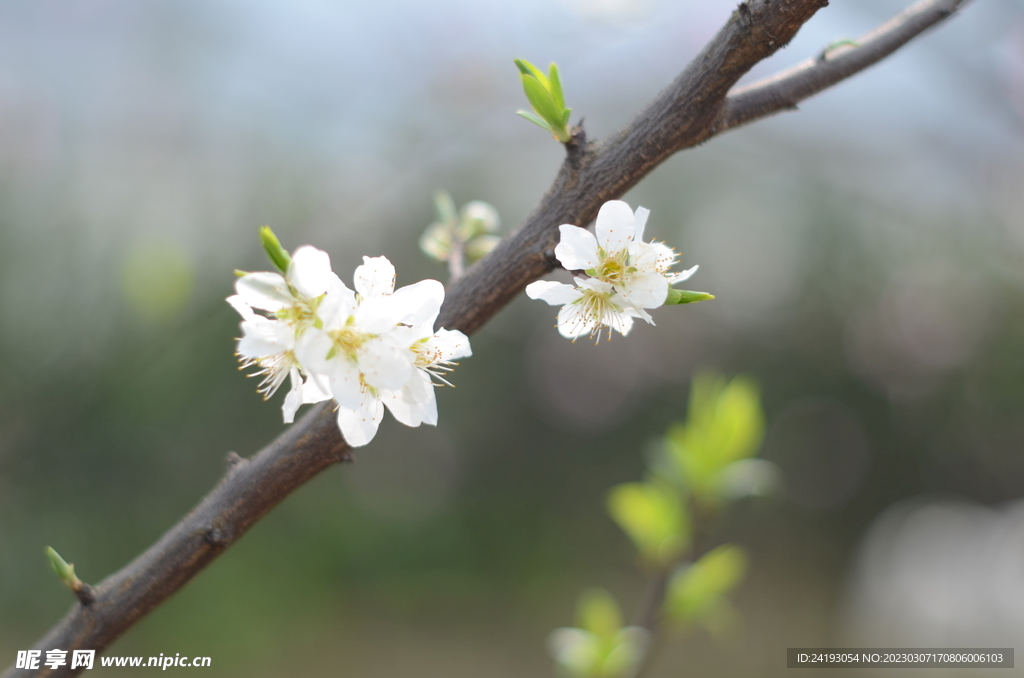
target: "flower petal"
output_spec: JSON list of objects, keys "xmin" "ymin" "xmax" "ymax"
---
[
  {"xmin": 667, "ymin": 264, "xmax": 698, "ymax": 284},
  {"xmin": 429, "ymin": 328, "xmax": 472, "ymax": 361},
  {"xmin": 595, "ymin": 200, "xmax": 635, "ymax": 254},
  {"xmin": 336, "ymin": 394, "xmax": 384, "ymax": 447},
  {"xmin": 317, "ymin": 286, "xmax": 358, "ymax": 330},
  {"xmin": 327, "ymin": 361, "xmax": 363, "ymax": 410},
  {"xmin": 607, "ymin": 310, "xmax": 635, "ymax": 335},
  {"xmin": 288, "ymin": 246, "xmax": 339, "ymax": 299},
  {"xmin": 621, "ymin": 270, "xmax": 669, "ymax": 309},
  {"xmin": 554, "ymin": 225, "xmax": 600, "ymax": 270},
  {"xmin": 301, "ymin": 371, "xmax": 333, "ymax": 404},
  {"xmin": 624, "ymin": 304, "xmax": 654, "ymax": 325},
  {"xmin": 236, "ymin": 272, "xmax": 292, "ymax": 312},
  {"xmin": 556, "ymin": 303, "xmax": 595, "ymax": 339},
  {"xmin": 226, "ymin": 295, "xmax": 258, "ymax": 321},
  {"xmin": 526, "ymin": 280, "xmax": 581, "ymax": 306},
  {"xmin": 282, "ymin": 367, "xmax": 304, "ymax": 424},
  {"xmin": 382, "ymin": 371, "xmax": 436, "ymax": 427},
  {"xmin": 354, "ymin": 255, "xmax": 396, "ymax": 300},
  {"xmin": 633, "ymin": 206, "xmax": 650, "ymax": 242},
  {"xmin": 388, "ymin": 278, "xmax": 445, "ymax": 332},
  {"xmin": 359, "ymin": 338, "xmax": 413, "ymax": 391},
  {"xmin": 237, "ymin": 322, "xmax": 292, "ymax": 359}
]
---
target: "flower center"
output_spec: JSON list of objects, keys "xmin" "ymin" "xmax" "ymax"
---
[
  {"xmin": 329, "ymin": 323, "xmax": 374, "ymax": 361},
  {"xmin": 275, "ymin": 298, "xmax": 319, "ymax": 327},
  {"xmin": 574, "ymin": 287, "xmax": 617, "ymax": 323},
  {"xmin": 411, "ymin": 339, "xmax": 458, "ymax": 386},
  {"xmin": 596, "ymin": 250, "xmax": 630, "ymax": 286}
]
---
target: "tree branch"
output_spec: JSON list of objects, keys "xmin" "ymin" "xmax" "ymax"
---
[
  {"xmin": 5, "ymin": 1, "xmax": 968, "ymax": 675},
  {"xmin": 721, "ymin": 0, "xmax": 970, "ymax": 132}
]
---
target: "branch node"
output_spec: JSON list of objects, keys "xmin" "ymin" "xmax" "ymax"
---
[
  {"xmin": 224, "ymin": 451, "xmax": 247, "ymax": 471},
  {"xmin": 204, "ymin": 527, "xmax": 229, "ymax": 548},
  {"xmin": 564, "ymin": 122, "xmax": 589, "ymax": 170},
  {"xmin": 75, "ymin": 583, "xmax": 96, "ymax": 607}
]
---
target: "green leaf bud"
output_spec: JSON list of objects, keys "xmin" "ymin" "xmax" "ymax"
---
[
  {"xmin": 258, "ymin": 226, "xmax": 291, "ymax": 274},
  {"xmin": 665, "ymin": 288, "xmax": 715, "ymax": 305}
]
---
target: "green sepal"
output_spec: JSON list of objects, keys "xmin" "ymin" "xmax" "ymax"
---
[
  {"xmin": 234, "ymin": 269, "xmax": 249, "ymax": 278},
  {"xmin": 666, "ymin": 289, "xmax": 715, "ymax": 305},
  {"xmin": 258, "ymin": 226, "xmax": 291, "ymax": 274}
]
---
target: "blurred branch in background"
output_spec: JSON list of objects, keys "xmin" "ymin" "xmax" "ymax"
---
[{"xmin": 1, "ymin": 0, "xmax": 972, "ymax": 676}]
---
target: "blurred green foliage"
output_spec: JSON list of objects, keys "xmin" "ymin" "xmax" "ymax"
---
[
  {"xmin": 606, "ymin": 481, "xmax": 689, "ymax": 569},
  {"xmin": 556, "ymin": 374, "xmax": 770, "ymax": 676},
  {"xmin": 665, "ymin": 374, "xmax": 766, "ymax": 508},
  {"xmin": 420, "ymin": 191, "xmax": 502, "ymax": 269},
  {"xmin": 549, "ymin": 590, "xmax": 649, "ymax": 678},
  {"xmin": 664, "ymin": 544, "xmax": 747, "ymax": 635}
]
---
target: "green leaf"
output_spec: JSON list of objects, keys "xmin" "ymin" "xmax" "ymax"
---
[
  {"xmin": 433, "ymin": 190, "xmax": 458, "ymax": 228},
  {"xmin": 665, "ymin": 544, "xmax": 747, "ymax": 624},
  {"xmin": 666, "ymin": 374, "xmax": 766, "ymax": 502},
  {"xmin": 548, "ymin": 62, "xmax": 565, "ymax": 112},
  {"xmin": 514, "ymin": 58, "xmax": 549, "ymax": 88},
  {"xmin": 718, "ymin": 458, "xmax": 781, "ymax": 499},
  {"xmin": 419, "ymin": 221, "xmax": 454, "ymax": 262},
  {"xmin": 576, "ymin": 589, "xmax": 622, "ymax": 637},
  {"xmin": 561, "ymin": 107, "xmax": 573, "ymax": 128},
  {"xmin": 603, "ymin": 627, "xmax": 650, "ymax": 677},
  {"xmin": 465, "ymin": 234, "xmax": 501, "ymax": 261},
  {"xmin": 516, "ymin": 109, "xmax": 553, "ymax": 131},
  {"xmin": 665, "ymin": 289, "xmax": 715, "ymax": 305},
  {"xmin": 607, "ymin": 481, "xmax": 689, "ymax": 567},
  {"xmin": 521, "ymin": 74, "xmax": 562, "ymax": 127},
  {"xmin": 549, "ymin": 628, "xmax": 601, "ymax": 677},
  {"xmin": 258, "ymin": 226, "xmax": 291, "ymax": 274}
]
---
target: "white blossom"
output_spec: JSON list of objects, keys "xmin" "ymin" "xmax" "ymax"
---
[
  {"xmin": 527, "ymin": 277, "xmax": 640, "ymax": 341},
  {"xmin": 229, "ymin": 246, "xmax": 340, "ymax": 423},
  {"xmin": 527, "ymin": 200, "xmax": 699, "ymax": 340},
  {"xmin": 295, "ymin": 256, "xmax": 470, "ymax": 447}
]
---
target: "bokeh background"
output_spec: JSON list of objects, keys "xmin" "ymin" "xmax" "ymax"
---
[{"xmin": 3, "ymin": 0, "xmax": 1024, "ymax": 675}]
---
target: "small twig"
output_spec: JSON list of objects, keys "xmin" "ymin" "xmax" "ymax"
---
[
  {"xmin": 721, "ymin": 0, "xmax": 969, "ymax": 132},
  {"xmin": 448, "ymin": 238, "xmax": 465, "ymax": 281},
  {"xmin": 632, "ymin": 510, "xmax": 717, "ymax": 678}
]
